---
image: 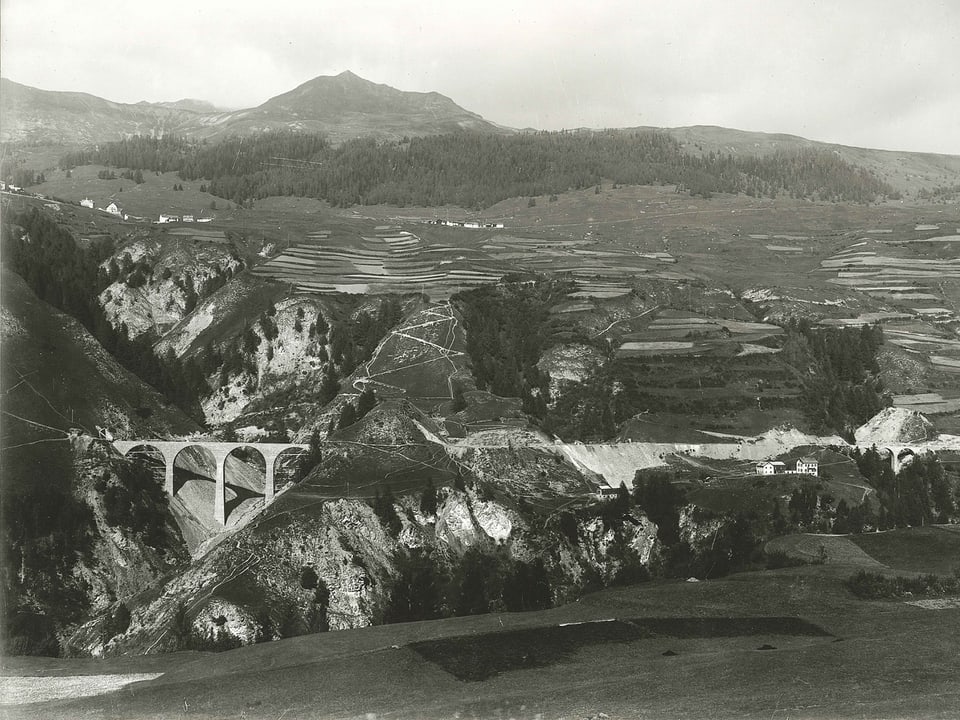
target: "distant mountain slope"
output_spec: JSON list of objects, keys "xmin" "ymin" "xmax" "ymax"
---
[
  {"xmin": 151, "ymin": 98, "xmax": 223, "ymax": 113},
  {"xmin": 644, "ymin": 125, "xmax": 960, "ymax": 196},
  {"xmin": 0, "ymin": 72, "xmax": 508, "ymax": 146},
  {"xmin": 0, "ymin": 78, "xmax": 206, "ymax": 145}
]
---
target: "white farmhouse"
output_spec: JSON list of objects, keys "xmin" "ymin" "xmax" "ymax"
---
[
  {"xmin": 755, "ymin": 461, "xmax": 787, "ymax": 476},
  {"xmin": 105, "ymin": 201, "xmax": 122, "ymax": 216},
  {"xmin": 795, "ymin": 457, "xmax": 819, "ymax": 476},
  {"xmin": 80, "ymin": 198, "xmax": 95, "ymax": 208}
]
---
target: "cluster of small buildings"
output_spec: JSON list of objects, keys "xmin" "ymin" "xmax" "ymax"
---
[
  {"xmin": 755, "ymin": 457, "xmax": 819, "ymax": 476},
  {"xmin": 426, "ymin": 219, "xmax": 505, "ymax": 229},
  {"xmin": 79, "ymin": 199, "xmax": 212, "ymax": 224},
  {"xmin": 81, "ymin": 198, "xmax": 127, "ymax": 218},
  {"xmin": 158, "ymin": 213, "xmax": 212, "ymax": 224}
]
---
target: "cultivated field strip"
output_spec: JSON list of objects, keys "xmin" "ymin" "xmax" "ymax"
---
[
  {"xmin": 614, "ymin": 311, "xmax": 783, "ymax": 357},
  {"xmin": 818, "ymin": 240, "xmax": 960, "ymax": 326},
  {"xmin": 251, "ymin": 227, "xmax": 685, "ymax": 299}
]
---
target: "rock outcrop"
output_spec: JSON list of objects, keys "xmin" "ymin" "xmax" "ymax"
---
[{"xmin": 854, "ymin": 407, "xmax": 936, "ymax": 445}]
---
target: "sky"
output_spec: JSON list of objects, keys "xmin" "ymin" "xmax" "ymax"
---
[{"xmin": 2, "ymin": 0, "xmax": 958, "ymax": 154}]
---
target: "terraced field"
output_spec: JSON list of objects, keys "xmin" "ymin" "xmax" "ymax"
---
[
  {"xmin": 251, "ymin": 226, "xmax": 684, "ymax": 300},
  {"xmin": 252, "ymin": 227, "xmax": 503, "ymax": 296},
  {"xmin": 164, "ymin": 227, "xmax": 232, "ymax": 243},
  {"xmin": 615, "ymin": 311, "xmax": 783, "ymax": 358},
  {"xmin": 892, "ymin": 392, "xmax": 960, "ymax": 414},
  {"xmin": 819, "ymin": 235, "xmax": 960, "ymax": 322}
]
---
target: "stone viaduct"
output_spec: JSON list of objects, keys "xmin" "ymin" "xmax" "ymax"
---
[
  {"xmin": 112, "ymin": 440, "xmax": 308, "ymax": 525},
  {"xmin": 856, "ymin": 444, "xmax": 954, "ymax": 475}
]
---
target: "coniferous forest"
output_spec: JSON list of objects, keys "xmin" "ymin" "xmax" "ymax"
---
[{"xmin": 60, "ymin": 130, "xmax": 895, "ymax": 209}]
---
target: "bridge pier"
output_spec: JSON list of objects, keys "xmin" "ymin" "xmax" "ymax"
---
[
  {"xmin": 889, "ymin": 449, "xmax": 901, "ymax": 475},
  {"xmin": 164, "ymin": 461, "xmax": 175, "ymax": 496},
  {"xmin": 265, "ymin": 462, "xmax": 276, "ymax": 503},
  {"xmin": 261, "ymin": 447, "xmax": 288, "ymax": 504},
  {"xmin": 214, "ymin": 452, "xmax": 227, "ymax": 526}
]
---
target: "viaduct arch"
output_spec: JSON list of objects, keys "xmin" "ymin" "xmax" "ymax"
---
[
  {"xmin": 853, "ymin": 445, "xmax": 930, "ymax": 475},
  {"xmin": 883, "ymin": 446, "xmax": 918, "ymax": 475},
  {"xmin": 112, "ymin": 440, "xmax": 309, "ymax": 525}
]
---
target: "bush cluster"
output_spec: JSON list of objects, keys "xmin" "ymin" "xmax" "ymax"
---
[{"xmin": 846, "ymin": 570, "xmax": 960, "ymax": 600}]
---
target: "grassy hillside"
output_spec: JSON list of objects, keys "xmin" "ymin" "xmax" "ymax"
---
[{"xmin": 849, "ymin": 525, "xmax": 960, "ymax": 574}]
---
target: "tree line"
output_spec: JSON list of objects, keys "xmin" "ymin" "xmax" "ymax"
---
[
  {"xmin": 453, "ymin": 277, "xmax": 573, "ymax": 419},
  {"xmin": 384, "ymin": 544, "xmax": 552, "ymax": 624},
  {"xmin": 59, "ymin": 129, "xmax": 895, "ymax": 209},
  {"xmin": 854, "ymin": 447, "xmax": 957, "ymax": 528}
]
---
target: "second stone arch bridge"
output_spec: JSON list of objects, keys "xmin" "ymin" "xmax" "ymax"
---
[{"xmin": 112, "ymin": 440, "xmax": 309, "ymax": 525}]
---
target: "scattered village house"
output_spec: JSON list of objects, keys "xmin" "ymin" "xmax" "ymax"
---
[
  {"xmin": 795, "ymin": 456, "xmax": 819, "ymax": 475},
  {"xmin": 755, "ymin": 461, "xmax": 786, "ymax": 476},
  {"xmin": 104, "ymin": 201, "xmax": 122, "ymax": 216},
  {"xmin": 80, "ymin": 197, "xmax": 94, "ymax": 208}
]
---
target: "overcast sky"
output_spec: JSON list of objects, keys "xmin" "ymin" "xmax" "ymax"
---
[{"xmin": 2, "ymin": 0, "xmax": 958, "ymax": 154}]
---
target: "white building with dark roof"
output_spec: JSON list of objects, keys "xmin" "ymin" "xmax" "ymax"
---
[{"xmin": 795, "ymin": 457, "xmax": 819, "ymax": 476}]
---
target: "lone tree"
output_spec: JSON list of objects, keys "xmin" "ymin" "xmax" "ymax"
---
[
  {"xmin": 337, "ymin": 403, "xmax": 357, "ymax": 430},
  {"xmin": 372, "ymin": 487, "xmax": 402, "ymax": 537},
  {"xmin": 356, "ymin": 388, "xmax": 377, "ymax": 418},
  {"xmin": 420, "ymin": 478, "xmax": 438, "ymax": 516},
  {"xmin": 304, "ymin": 427, "xmax": 322, "ymax": 470}
]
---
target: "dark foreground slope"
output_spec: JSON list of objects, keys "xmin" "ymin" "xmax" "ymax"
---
[
  {"xmin": 1, "ymin": 267, "xmax": 197, "ymax": 654},
  {"xmin": 4, "ymin": 554, "xmax": 958, "ymax": 719}
]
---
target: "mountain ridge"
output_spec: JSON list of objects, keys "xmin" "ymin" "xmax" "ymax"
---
[{"xmin": 0, "ymin": 72, "xmax": 508, "ymax": 145}]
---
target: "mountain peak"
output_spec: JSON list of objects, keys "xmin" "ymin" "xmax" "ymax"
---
[{"xmin": 245, "ymin": 71, "xmax": 505, "ymax": 142}]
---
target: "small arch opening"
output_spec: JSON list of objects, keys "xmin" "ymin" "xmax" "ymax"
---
[
  {"xmin": 173, "ymin": 445, "xmax": 217, "ymax": 497},
  {"xmin": 275, "ymin": 446, "xmax": 310, "ymax": 493},
  {"xmin": 124, "ymin": 444, "xmax": 165, "ymax": 485}
]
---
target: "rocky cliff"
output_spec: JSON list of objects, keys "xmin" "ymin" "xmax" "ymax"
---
[
  {"xmin": 99, "ymin": 237, "xmax": 245, "ymax": 341},
  {"xmin": 83, "ymin": 407, "xmax": 661, "ymax": 655}
]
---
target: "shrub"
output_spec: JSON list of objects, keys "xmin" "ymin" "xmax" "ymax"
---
[
  {"xmin": 299, "ymin": 566, "xmax": 319, "ymax": 590},
  {"xmin": 419, "ymin": 479, "xmax": 438, "ymax": 517},
  {"xmin": 764, "ymin": 550, "xmax": 808, "ymax": 570},
  {"xmin": 371, "ymin": 488, "xmax": 402, "ymax": 538},
  {"xmin": 384, "ymin": 549, "xmax": 446, "ymax": 623},
  {"xmin": 846, "ymin": 570, "xmax": 960, "ymax": 600},
  {"xmin": 101, "ymin": 602, "xmax": 131, "ymax": 644}
]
